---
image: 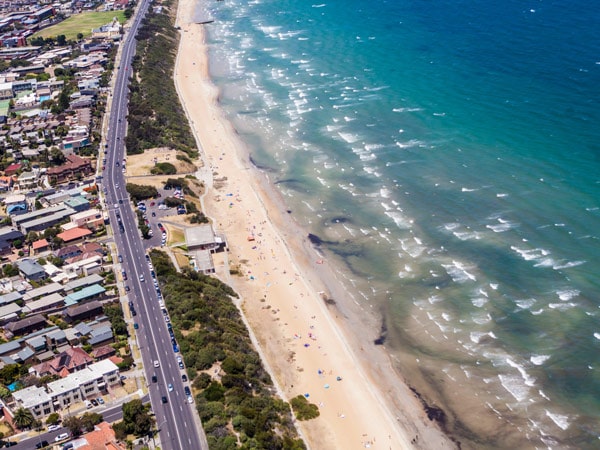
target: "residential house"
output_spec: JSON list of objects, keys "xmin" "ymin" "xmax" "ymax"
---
[
  {"xmin": 56, "ymin": 227, "xmax": 92, "ymax": 244},
  {"xmin": 69, "ymin": 209, "xmax": 103, "ymax": 230},
  {"xmin": 46, "ymin": 154, "xmax": 93, "ymax": 184},
  {"xmin": 16, "ymin": 258, "xmax": 46, "ymax": 281},
  {"xmin": 65, "ymin": 300, "xmax": 103, "ymax": 322},
  {"xmin": 5, "ymin": 314, "xmax": 46, "ymax": 337}
]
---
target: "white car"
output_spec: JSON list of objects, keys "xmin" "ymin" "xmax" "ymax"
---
[
  {"xmin": 187, "ymin": 396, "xmax": 193, "ymax": 404},
  {"xmin": 168, "ymin": 383, "xmax": 174, "ymax": 392},
  {"xmin": 153, "ymin": 360, "xmax": 160, "ymax": 368},
  {"xmin": 55, "ymin": 432, "xmax": 69, "ymax": 442},
  {"xmin": 47, "ymin": 424, "xmax": 61, "ymax": 432}
]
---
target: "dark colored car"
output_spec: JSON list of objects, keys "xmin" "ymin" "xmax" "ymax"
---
[
  {"xmin": 152, "ymin": 374, "xmax": 157, "ymax": 383},
  {"xmin": 184, "ymin": 386, "xmax": 191, "ymax": 396},
  {"xmin": 161, "ymin": 396, "xmax": 168, "ymax": 404},
  {"xmin": 35, "ymin": 441, "xmax": 49, "ymax": 449},
  {"xmin": 182, "ymin": 374, "xmax": 187, "ymax": 382}
]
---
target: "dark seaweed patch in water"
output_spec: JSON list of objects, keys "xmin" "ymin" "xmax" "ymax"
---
[
  {"xmin": 308, "ymin": 233, "xmax": 324, "ymax": 246},
  {"xmin": 410, "ymin": 386, "xmax": 448, "ymax": 429},
  {"xmin": 274, "ymin": 178, "xmax": 301, "ymax": 185},
  {"xmin": 374, "ymin": 318, "xmax": 387, "ymax": 345},
  {"xmin": 249, "ymin": 155, "xmax": 276, "ymax": 172}
]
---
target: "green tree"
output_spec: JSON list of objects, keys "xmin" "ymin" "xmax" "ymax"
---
[
  {"xmin": 0, "ymin": 385, "xmax": 10, "ymax": 399},
  {"xmin": 63, "ymin": 415, "xmax": 83, "ymax": 437},
  {"xmin": 81, "ymin": 412, "xmax": 103, "ymax": 432},
  {"xmin": 46, "ymin": 412, "xmax": 60, "ymax": 425},
  {"xmin": 50, "ymin": 147, "xmax": 66, "ymax": 165},
  {"xmin": 2, "ymin": 264, "xmax": 19, "ymax": 277},
  {"xmin": 76, "ymin": 33, "xmax": 84, "ymax": 41},
  {"xmin": 12, "ymin": 407, "xmax": 34, "ymax": 430},
  {"xmin": 56, "ymin": 35, "xmax": 66, "ymax": 46}
]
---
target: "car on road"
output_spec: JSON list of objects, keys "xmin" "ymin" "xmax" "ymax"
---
[
  {"xmin": 184, "ymin": 386, "xmax": 191, "ymax": 396},
  {"xmin": 55, "ymin": 433, "xmax": 69, "ymax": 442},
  {"xmin": 139, "ymin": 274, "xmax": 145, "ymax": 282},
  {"xmin": 161, "ymin": 396, "xmax": 168, "ymax": 404},
  {"xmin": 133, "ymin": 323, "xmax": 138, "ymax": 329},
  {"xmin": 35, "ymin": 441, "xmax": 48, "ymax": 449},
  {"xmin": 187, "ymin": 396, "xmax": 193, "ymax": 404},
  {"xmin": 152, "ymin": 374, "xmax": 157, "ymax": 383},
  {"xmin": 168, "ymin": 383, "xmax": 173, "ymax": 392},
  {"xmin": 152, "ymin": 211, "xmax": 156, "ymax": 217},
  {"xmin": 125, "ymin": 285, "xmax": 130, "ymax": 292},
  {"xmin": 47, "ymin": 424, "xmax": 61, "ymax": 432},
  {"xmin": 154, "ymin": 360, "xmax": 160, "ymax": 368},
  {"xmin": 182, "ymin": 374, "xmax": 187, "ymax": 382},
  {"xmin": 118, "ymin": 255, "xmax": 123, "ymax": 263},
  {"xmin": 178, "ymin": 360, "xmax": 184, "ymax": 369}
]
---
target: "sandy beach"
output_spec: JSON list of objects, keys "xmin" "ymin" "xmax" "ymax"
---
[{"xmin": 172, "ymin": 0, "xmax": 456, "ymax": 448}]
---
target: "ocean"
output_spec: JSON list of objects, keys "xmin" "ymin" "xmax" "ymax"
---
[{"xmin": 193, "ymin": 0, "xmax": 600, "ymax": 447}]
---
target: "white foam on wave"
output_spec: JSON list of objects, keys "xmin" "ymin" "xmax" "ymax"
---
[
  {"xmin": 530, "ymin": 354, "xmax": 550, "ymax": 365},
  {"xmin": 594, "ymin": 332, "xmax": 600, "ymax": 340},
  {"xmin": 545, "ymin": 410, "xmax": 571, "ymax": 431},
  {"xmin": 515, "ymin": 298, "xmax": 536, "ymax": 310},
  {"xmin": 395, "ymin": 139, "xmax": 424, "ymax": 149},
  {"xmin": 442, "ymin": 260, "xmax": 477, "ymax": 283},
  {"xmin": 499, "ymin": 374, "xmax": 530, "ymax": 402},
  {"xmin": 556, "ymin": 289, "xmax": 580, "ymax": 301},
  {"xmin": 338, "ymin": 131, "xmax": 360, "ymax": 143},
  {"xmin": 511, "ymin": 246, "xmax": 551, "ymax": 262},
  {"xmin": 392, "ymin": 107, "xmax": 423, "ymax": 113},
  {"xmin": 470, "ymin": 331, "xmax": 497, "ymax": 344},
  {"xmin": 486, "ymin": 219, "xmax": 518, "ymax": 233},
  {"xmin": 399, "ymin": 237, "xmax": 426, "ymax": 258},
  {"xmin": 506, "ymin": 358, "xmax": 536, "ymax": 387},
  {"xmin": 553, "ymin": 260, "xmax": 586, "ymax": 270},
  {"xmin": 471, "ymin": 297, "xmax": 488, "ymax": 308},
  {"xmin": 461, "ymin": 187, "xmax": 478, "ymax": 192},
  {"xmin": 385, "ymin": 210, "xmax": 413, "ymax": 229},
  {"xmin": 471, "ymin": 311, "xmax": 492, "ymax": 325}
]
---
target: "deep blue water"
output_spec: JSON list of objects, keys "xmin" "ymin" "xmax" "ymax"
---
[{"xmin": 197, "ymin": 0, "xmax": 600, "ymax": 447}]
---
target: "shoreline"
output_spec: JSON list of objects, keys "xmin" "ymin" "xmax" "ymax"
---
[{"xmin": 173, "ymin": 0, "xmax": 456, "ymax": 448}]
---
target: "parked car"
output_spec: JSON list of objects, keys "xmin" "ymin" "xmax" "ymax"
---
[
  {"xmin": 55, "ymin": 432, "xmax": 69, "ymax": 442},
  {"xmin": 182, "ymin": 374, "xmax": 187, "ymax": 382},
  {"xmin": 47, "ymin": 424, "xmax": 61, "ymax": 432}
]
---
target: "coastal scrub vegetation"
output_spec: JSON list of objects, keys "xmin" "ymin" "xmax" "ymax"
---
[
  {"xmin": 150, "ymin": 161, "xmax": 177, "ymax": 175},
  {"xmin": 149, "ymin": 250, "xmax": 307, "ymax": 449},
  {"xmin": 125, "ymin": 183, "xmax": 158, "ymax": 201},
  {"xmin": 127, "ymin": 2, "xmax": 197, "ymax": 158}
]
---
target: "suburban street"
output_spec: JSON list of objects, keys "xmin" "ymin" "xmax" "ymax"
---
[{"xmin": 100, "ymin": 2, "xmax": 207, "ymax": 449}]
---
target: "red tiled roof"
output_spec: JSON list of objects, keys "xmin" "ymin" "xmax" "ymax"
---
[
  {"xmin": 57, "ymin": 227, "xmax": 92, "ymax": 242},
  {"xmin": 32, "ymin": 239, "xmax": 49, "ymax": 250}
]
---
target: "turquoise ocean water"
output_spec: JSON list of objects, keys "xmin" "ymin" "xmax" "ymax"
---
[{"xmin": 194, "ymin": 0, "xmax": 600, "ymax": 447}]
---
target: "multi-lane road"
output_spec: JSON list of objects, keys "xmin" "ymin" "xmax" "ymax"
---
[{"xmin": 102, "ymin": 2, "xmax": 206, "ymax": 449}]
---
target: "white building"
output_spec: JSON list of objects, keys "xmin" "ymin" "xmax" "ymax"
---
[{"xmin": 11, "ymin": 359, "xmax": 120, "ymax": 419}]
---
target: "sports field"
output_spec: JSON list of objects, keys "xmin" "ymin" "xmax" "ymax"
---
[{"xmin": 32, "ymin": 11, "xmax": 127, "ymax": 41}]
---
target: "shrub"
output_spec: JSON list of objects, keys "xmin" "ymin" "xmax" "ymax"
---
[{"xmin": 290, "ymin": 395, "xmax": 320, "ymax": 421}]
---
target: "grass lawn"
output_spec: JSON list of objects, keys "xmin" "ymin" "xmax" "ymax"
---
[{"xmin": 32, "ymin": 11, "xmax": 126, "ymax": 41}]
